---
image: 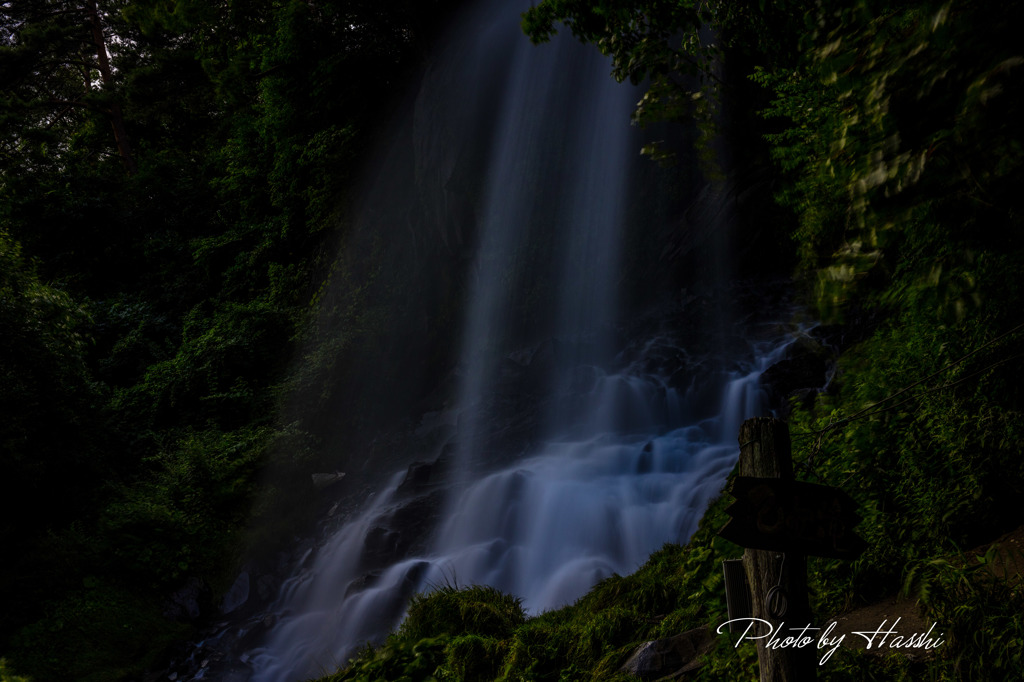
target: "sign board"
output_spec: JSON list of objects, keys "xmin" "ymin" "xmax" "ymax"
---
[
  {"xmin": 722, "ymin": 558, "xmax": 752, "ymax": 631},
  {"xmin": 718, "ymin": 477, "xmax": 866, "ymax": 559}
]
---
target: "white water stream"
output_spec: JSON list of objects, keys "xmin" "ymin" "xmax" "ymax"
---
[{"xmin": 246, "ymin": 331, "xmax": 793, "ymax": 682}]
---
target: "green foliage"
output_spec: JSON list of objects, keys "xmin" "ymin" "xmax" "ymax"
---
[
  {"xmin": 100, "ymin": 426, "xmax": 268, "ymax": 586},
  {"xmin": 439, "ymin": 634, "xmax": 508, "ymax": 682},
  {"xmin": 521, "ymin": 0, "xmax": 795, "ymax": 125},
  {"xmin": 692, "ymin": 635, "xmax": 758, "ymax": 682},
  {"xmin": 1, "ymin": 0, "xmax": 461, "ymax": 678},
  {"xmin": 8, "ymin": 581, "xmax": 190, "ymax": 682},
  {"xmin": 903, "ymin": 548, "xmax": 1024, "ymax": 678},
  {"xmin": 0, "ymin": 0, "xmax": 132, "ymax": 173},
  {"xmin": 326, "ymin": 636, "xmax": 449, "ymax": 682},
  {"xmin": 0, "ymin": 229, "xmax": 103, "ymax": 639},
  {"xmin": 741, "ymin": 11, "xmax": 1024, "ymax": 670},
  {"xmin": 400, "ymin": 584, "xmax": 527, "ymax": 642},
  {"xmin": 796, "ymin": 310, "xmax": 1024, "ymax": 553},
  {"xmin": 0, "ymin": 659, "xmax": 30, "ymax": 682},
  {"xmin": 751, "ymin": 1, "xmax": 1024, "ymax": 319},
  {"xmin": 521, "ymin": 1, "xmax": 709, "ymax": 115},
  {"xmin": 783, "ymin": 262, "xmax": 1024, "ymax": 677},
  {"xmin": 108, "ymin": 298, "xmax": 293, "ymax": 435},
  {"xmin": 749, "ymin": 67, "xmax": 848, "ymax": 271},
  {"xmin": 0, "ymin": 230, "xmax": 94, "ymax": 474}
]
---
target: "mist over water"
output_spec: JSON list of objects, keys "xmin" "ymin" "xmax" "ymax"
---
[{"xmin": 243, "ymin": 1, "xmax": 794, "ymax": 680}]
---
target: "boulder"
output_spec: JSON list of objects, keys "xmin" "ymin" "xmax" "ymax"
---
[
  {"xmin": 620, "ymin": 627, "xmax": 714, "ymax": 680},
  {"xmin": 414, "ymin": 408, "xmax": 459, "ymax": 438},
  {"xmin": 164, "ymin": 577, "xmax": 209, "ymax": 621},
  {"xmin": 256, "ymin": 573, "xmax": 277, "ymax": 603},
  {"xmin": 234, "ymin": 612, "xmax": 278, "ymax": 651},
  {"xmin": 396, "ymin": 454, "xmax": 448, "ymax": 496},
  {"xmin": 760, "ymin": 334, "xmax": 835, "ymax": 413},
  {"xmin": 345, "ymin": 571, "xmax": 382, "ymax": 598},
  {"xmin": 363, "ymin": 489, "xmax": 446, "ymax": 568},
  {"xmin": 636, "ymin": 441, "xmax": 654, "ymax": 474}
]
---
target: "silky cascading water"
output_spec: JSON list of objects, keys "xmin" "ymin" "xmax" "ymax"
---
[{"xmin": 245, "ymin": 1, "xmax": 794, "ymax": 679}]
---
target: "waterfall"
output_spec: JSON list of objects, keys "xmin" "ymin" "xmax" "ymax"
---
[
  {"xmin": 245, "ymin": 338, "xmax": 792, "ymax": 681},
  {"xmin": 238, "ymin": 1, "xmax": 795, "ymax": 680},
  {"xmin": 438, "ymin": 0, "xmax": 638, "ymax": 478}
]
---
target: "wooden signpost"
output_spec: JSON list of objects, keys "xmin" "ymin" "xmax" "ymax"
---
[
  {"xmin": 719, "ymin": 477, "xmax": 866, "ymax": 560},
  {"xmin": 717, "ymin": 417, "xmax": 866, "ymax": 682}
]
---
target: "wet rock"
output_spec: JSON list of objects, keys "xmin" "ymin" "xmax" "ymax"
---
[
  {"xmin": 640, "ymin": 343, "xmax": 688, "ymax": 380},
  {"xmin": 363, "ymin": 525, "xmax": 402, "ymax": 566},
  {"xmin": 415, "ymin": 408, "xmax": 459, "ymax": 438},
  {"xmin": 396, "ymin": 455, "xmax": 448, "ymax": 496},
  {"xmin": 345, "ymin": 571, "xmax": 382, "ymax": 598},
  {"xmin": 389, "ymin": 488, "xmax": 445, "ymax": 533},
  {"xmin": 620, "ymin": 627, "xmax": 714, "ymax": 680},
  {"xmin": 235, "ymin": 613, "xmax": 278, "ymax": 651},
  {"xmin": 760, "ymin": 334, "xmax": 835, "ymax": 413},
  {"xmin": 165, "ymin": 577, "xmax": 209, "ymax": 621},
  {"xmin": 256, "ymin": 573, "xmax": 277, "ymax": 602},
  {"xmin": 502, "ymin": 338, "xmax": 560, "ymax": 395},
  {"xmin": 311, "ymin": 471, "xmax": 346, "ymax": 490},
  {"xmin": 363, "ymin": 489, "xmax": 446, "ymax": 568},
  {"xmin": 636, "ymin": 441, "xmax": 654, "ymax": 474},
  {"xmin": 401, "ymin": 560, "xmax": 430, "ymax": 591},
  {"xmin": 219, "ymin": 669, "xmax": 250, "ymax": 682}
]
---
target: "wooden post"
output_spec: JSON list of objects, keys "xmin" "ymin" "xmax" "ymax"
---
[{"xmin": 738, "ymin": 417, "xmax": 816, "ymax": 682}]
